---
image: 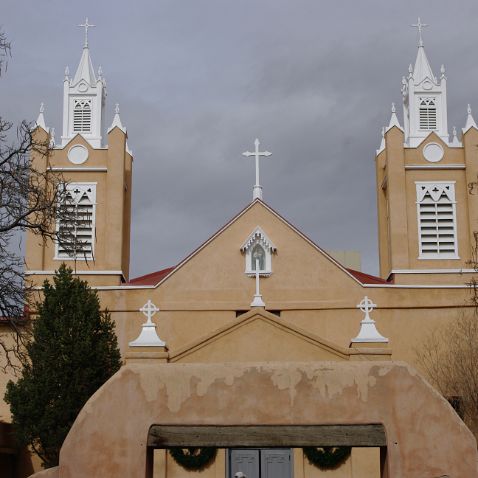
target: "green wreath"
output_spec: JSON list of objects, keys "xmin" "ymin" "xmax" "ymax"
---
[
  {"xmin": 169, "ymin": 447, "xmax": 217, "ymax": 471},
  {"xmin": 303, "ymin": 446, "xmax": 351, "ymax": 470}
]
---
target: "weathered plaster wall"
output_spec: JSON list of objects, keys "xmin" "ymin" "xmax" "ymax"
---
[{"xmin": 47, "ymin": 361, "xmax": 476, "ymax": 478}]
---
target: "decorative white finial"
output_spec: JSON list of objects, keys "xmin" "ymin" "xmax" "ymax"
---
[
  {"xmin": 440, "ymin": 64, "xmax": 446, "ymax": 78},
  {"xmin": 49, "ymin": 127, "xmax": 55, "ymax": 147},
  {"xmin": 451, "ymin": 126, "xmax": 461, "ymax": 146},
  {"xmin": 351, "ymin": 296, "xmax": 388, "ymax": 343},
  {"xmin": 64, "ymin": 66, "xmax": 70, "ymax": 79},
  {"xmin": 411, "ymin": 17, "xmax": 428, "ymax": 47},
  {"xmin": 376, "ymin": 126, "xmax": 386, "ymax": 155},
  {"xmin": 129, "ymin": 300, "xmax": 166, "ymax": 347},
  {"xmin": 98, "ymin": 66, "xmax": 103, "ymax": 79},
  {"xmin": 250, "ymin": 259, "xmax": 265, "ymax": 307},
  {"xmin": 35, "ymin": 102, "xmax": 47, "ymax": 131},
  {"xmin": 78, "ymin": 17, "xmax": 96, "ymax": 48},
  {"xmin": 242, "ymin": 138, "xmax": 272, "ymax": 201},
  {"xmin": 386, "ymin": 103, "xmax": 402, "ymax": 132},
  {"xmin": 107, "ymin": 102, "xmax": 126, "ymax": 134},
  {"xmin": 463, "ymin": 104, "xmax": 478, "ymax": 133}
]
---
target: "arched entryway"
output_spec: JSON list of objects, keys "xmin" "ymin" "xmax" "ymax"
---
[{"xmin": 36, "ymin": 361, "xmax": 477, "ymax": 477}]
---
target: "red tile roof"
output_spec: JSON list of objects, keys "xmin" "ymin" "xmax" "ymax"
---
[
  {"xmin": 127, "ymin": 266, "xmax": 389, "ymax": 287},
  {"xmin": 126, "ymin": 266, "xmax": 176, "ymax": 286},
  {"xmin": 346, "ymin": 268, "xmax": 391, "ymax": 285}
]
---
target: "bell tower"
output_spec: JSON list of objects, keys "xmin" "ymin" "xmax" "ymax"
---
[
  {"xmin": 375, "ymin": 19, "xmax": 478, "ymax": 285},
  {"xmin": 61, "ymin": 18, "xmax": 106, "ymax": 148},
  {"xmin": 25, "ymin": 20, "xmax": 133, "ymax": 287},
  {"xmin": 402, "ymin": 18, "xmax": 448, "ymax": 147}
]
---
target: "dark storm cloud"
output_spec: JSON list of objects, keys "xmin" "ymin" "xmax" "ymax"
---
[{"xmin": 3, "ymin": 0, "xmax": 478, "ymax": 276}]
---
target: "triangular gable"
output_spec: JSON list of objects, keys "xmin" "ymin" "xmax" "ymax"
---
[
  {"xmin": 131, "ymin": 199, "xmax": 368, "ymax": 288},
  {"xmin": 169, "ymin": 308, "xmax": 350, "ymax": 363}
]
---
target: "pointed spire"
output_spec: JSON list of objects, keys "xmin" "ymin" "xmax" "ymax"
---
[
  {"xmin": 35, "ymin": 102, "xmax": 48, "ymax": 131},
  {"xmin": 73, "ymin": 18, "xmax": 97, "ymax": 85},
  {"xmin": 410, "ymin": 17, "xmax": 436, "ymax": 84},
  {"xmin": 64, "ymin": 66, "xmax": 70, "ymax": 80},
  {"xmin": 451, "ymin": 126, "xmax": 461, "ymax": 146},
  {"xmin": 463, "ymin": 104, "xmax": 478, "ymax": 133},
  {"xmin": 386, "ymin": 103, "xmax": 402, "ymax": 132},
  {"xmin": 108, "ymin": 103, "xmax": 126, "ymax": 134},
  {"xmin": 73, "ymin": 46, "xmax": 96, "ymax": 85}
]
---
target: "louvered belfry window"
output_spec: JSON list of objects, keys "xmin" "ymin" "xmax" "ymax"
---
[
  {"xmin": 416, "ymin": 183, "xmax": 458, "ymax": 258},
  {"xmin": 73, "ymin": 99, "xmax": 92, "ymax": 133},
  {"xmin": 419, "ymin": 98, "xmax": 437, "ymax": 130},
  {"xmin": 56, "ymin": 184, "xmax": 96, "ymax": 260}
]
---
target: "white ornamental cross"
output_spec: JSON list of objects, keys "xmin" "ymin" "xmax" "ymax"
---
[
  {"xmin": 242, "ymin": 138, "xmax": 272, "ymax": 200},
  {"xmin": 411, "ymin": 17, "xmax": 428, "ymax": 47},
  {"xmin": 357, "ymin": 296, "xmax": 376, "ymax": 321},
  {"xmin": 78, "ymin": 17, "xmax": 96, "ymax": 48},
  {"xmin": 140, "ymin": 299, "xmax": 159, "ymax": 325},
  {"xmin": 129, "ymin": 300, "xmax": 166, "ymax": 347},
  {"xmin": 351, "ymin": 296, "xmax": 388, "ymax": 344}
]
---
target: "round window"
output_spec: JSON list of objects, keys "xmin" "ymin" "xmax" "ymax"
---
[
  {"xmin": 67, "ymin": 144, "xmax": 89, "ymax": 165},
  {"xmin": 423, "ymin": 142, "xmax": 444, "ymax": 163}
]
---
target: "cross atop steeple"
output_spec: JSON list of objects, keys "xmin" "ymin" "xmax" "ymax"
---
[
  {"xmin": 78, "ymin": 17, "xmax": 96, "ymax": 48},
  {"xmin": 242, "ymin": 138, "xmax": 272, "ymax": 201},
  {"xmin": 411, "ymin": 17, "xmax": 428, "ymax": 47}
]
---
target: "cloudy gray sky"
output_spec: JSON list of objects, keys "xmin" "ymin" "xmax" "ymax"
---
[{"xmin": 3, "ymin": 0, "xmax": 478, "ymax": 277}]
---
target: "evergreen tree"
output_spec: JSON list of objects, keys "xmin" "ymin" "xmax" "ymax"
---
[{"xmin": 5, "ymin": 264, "xmax": 122, "ymax": 468}]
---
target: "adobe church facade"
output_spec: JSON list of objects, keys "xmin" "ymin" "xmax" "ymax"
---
[{"xmin": 1, "ymin": 18, "xmax": 478, "ymax": 478}]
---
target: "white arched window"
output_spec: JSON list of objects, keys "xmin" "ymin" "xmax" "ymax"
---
[
  {"xmin": 416, "ymin": 182, "xmax": 458, "ymax": 259},
  {"xmin": 419, "ymin": 98, "xmax": 437, "ymax": 130},
  {"xmin": 73, "ymin": 99, "xmax": 92, "ymax": 133},
  {"xmin": 56, "ymin": 183, "xmax": 96, "ymax": 260},
  {"xmin": 241, "ymin": 227, "xmax": 276, "ymax": 276}
]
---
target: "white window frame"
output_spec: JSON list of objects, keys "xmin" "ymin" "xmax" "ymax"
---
[
  {"xmin": 241, "ymin": 226, "xmax": 276, "ymax": 276},
  {"xmin": 416, "ymin": 181, "xmax": 459, "ymax": 260},
  {"xmin": 418, "ymin": 96, "xmax": 437, "ymax": 131},
  {"xmin": 55, "ymin": 182, "xmax": 97, "ymax": 261},
  {"xmin": 72, "ymin": 98, "xmax": 92, "ymax": 135}
]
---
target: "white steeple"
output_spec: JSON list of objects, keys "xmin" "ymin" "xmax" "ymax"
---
[
  {"xmin": 402, "ymin": 18, "xmax": 448, "ymax": 147},
  {"xmin": 61, "ymin": 18, "xmax": 106, "ymax": 148},
  {"xmin": 35, "ymin": 103, "xmax": 48, "ymax": 131}
]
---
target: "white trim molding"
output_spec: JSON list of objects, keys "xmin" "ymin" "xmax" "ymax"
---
[
  {"xmin": 49, "ymin": 167, "xmax": 107, "ymax": 172},
  {"xmin": 390, "ymin": 268, "xmax": 476, "ymax": 274},
  {"xmin": 25, "ymin": 270, "xmax": 124, "ymax": 276}
]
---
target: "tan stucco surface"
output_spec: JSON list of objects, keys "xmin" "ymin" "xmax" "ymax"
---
[{"xmin": 44, "ymin": 361, "xmax": 477, "ymax": 478}]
